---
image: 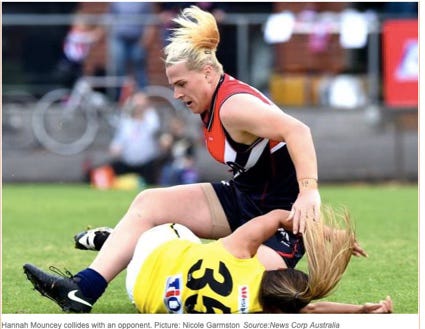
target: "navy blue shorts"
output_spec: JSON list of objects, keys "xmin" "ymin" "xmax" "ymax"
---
[{"xmin": 211, "ymin": 180, "xmax": 304, "ymax": 268}]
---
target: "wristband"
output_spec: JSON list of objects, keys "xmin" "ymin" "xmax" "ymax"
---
[{"xmin": 298, "ymin": 178, "xmax": 318, "ymax": 190}]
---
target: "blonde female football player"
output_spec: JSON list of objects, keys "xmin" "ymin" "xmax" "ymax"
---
[
  {"xmin": 124, "ymin": 208, "xmax": 392, "ymax": 313},
  {"xmin": 24, "ymin": 6, "xmax": 363, "ymax": 313},
  {"xmin": 25, "ymin": 208, "xmax": 392, "ymax": 313}
]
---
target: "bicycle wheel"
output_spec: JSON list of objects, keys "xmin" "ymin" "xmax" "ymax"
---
[
  {"xmin": 2, "ymin": 90, "xmax": 37, "ymax": 149},
  {"xmin": 143, "ymin": 85, "xmax": 203, "ymax": 140},
  {"xmin": 32, "ymin": 88, "xmax": 99, "ymax": 155},
  {"xmin": 144, "ymin": 85, "xmax": 186, "ymax": 122}
]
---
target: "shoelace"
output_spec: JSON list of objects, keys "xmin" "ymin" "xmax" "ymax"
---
[{"xmin": 49, "ymin": 266, "xmax": 74, "ymax": 279}]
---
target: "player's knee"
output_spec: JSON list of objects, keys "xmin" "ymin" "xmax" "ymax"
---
[
  {"xmin": 129, "ymin": 187, "xmax": 170, "ymax": 224},
  {"xmin": 132, "ymin": 187, "xmax": 160, "ymax": 206}
]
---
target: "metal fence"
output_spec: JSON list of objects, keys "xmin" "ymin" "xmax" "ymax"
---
[{"xmin": 3, "ymin": 12, "xmax": 382, "ymax": 105}]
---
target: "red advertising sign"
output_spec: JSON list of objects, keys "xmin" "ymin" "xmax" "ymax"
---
[{"xmin": 382, "ymin": 20, "xmax": 418, "ymax": 107}]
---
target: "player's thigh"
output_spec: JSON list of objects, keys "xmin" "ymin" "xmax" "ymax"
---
[{"xmin": 129, "ymin": 183, "xmax": 230, "ymax": 239}]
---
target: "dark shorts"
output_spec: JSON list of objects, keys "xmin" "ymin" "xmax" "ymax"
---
[{"xmin": 212, "ymin": 180, "xmax": 304, "ymax": 268}]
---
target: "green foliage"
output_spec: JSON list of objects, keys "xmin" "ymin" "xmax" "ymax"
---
[{"xmin": 1, "ymin": 183, "xmax": 418, "ymax": 313}]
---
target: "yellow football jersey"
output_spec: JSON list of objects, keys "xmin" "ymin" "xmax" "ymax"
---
[{"xmin": 133, "ymin": 239, "xmax": 265, "ymax": 313}]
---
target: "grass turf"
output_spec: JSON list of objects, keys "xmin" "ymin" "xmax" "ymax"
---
[{"xmin": 1, "ymin": 183, "xmax": 418, "ymax": 314}]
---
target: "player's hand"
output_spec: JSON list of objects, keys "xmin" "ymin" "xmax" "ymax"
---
[
  {"xmin": 352, "ymin": 239, "xmax": 368, "ymax": 257},
  {"xmin": 361, "ymin": 296, "xmax": 393, "ymax": 313},
  {"xmin": 288, "ymin": 188, "xmax": 321, "ymax": 234}
]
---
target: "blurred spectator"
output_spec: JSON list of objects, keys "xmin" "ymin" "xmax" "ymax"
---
[
  {"xmin": 108, "ymin": 2, "xmax": 157, "ymax": 92},
  {"xmin": 85, "ymin": 91, "xmax": 162, "ymax": 186},
  {"xmin": 158, "ymin": 116, "xmax": 199, "ymax": 186},
  {"xmin": 56, "ymin": 10, "xmax": 103, "ymax": 87}
]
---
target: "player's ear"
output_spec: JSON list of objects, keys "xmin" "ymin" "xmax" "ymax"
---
[{"xmin": 202, "ymin": 64, "xmax": 213, "ymax": 78}]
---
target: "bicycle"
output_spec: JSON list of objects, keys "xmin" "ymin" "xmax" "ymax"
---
[{"xmin": 31, "ymin": 76, "xmax": 185, "ymax": 156}]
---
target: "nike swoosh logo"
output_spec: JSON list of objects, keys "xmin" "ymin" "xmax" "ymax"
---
[{"xmin": 67, "ymin": 290, "xmax": 93, "ymax": 307}]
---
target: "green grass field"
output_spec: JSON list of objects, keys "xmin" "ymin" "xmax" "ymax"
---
[{"xmin": 1, "ymin": 183, "xmax": 418, "ymax": 314}]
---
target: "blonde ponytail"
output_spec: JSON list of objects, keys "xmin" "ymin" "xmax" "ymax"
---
[
  {"xmin": 303, "ymin": 206, "xmax": 355, "ymax": 301},
  {"xmin": 164, "ymin": 6, "xmax": 223, "ymax": 73},
  {"xmin": 260, "ymin": 206, "xmax": 355, "ymax": 313}
]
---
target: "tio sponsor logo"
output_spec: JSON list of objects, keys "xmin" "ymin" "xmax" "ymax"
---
[{"xmin": 164, "ymin": 275, "xmax": 183, "ymax": 313}]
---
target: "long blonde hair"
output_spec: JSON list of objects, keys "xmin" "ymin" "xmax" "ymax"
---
[
  {"xmin": 164, "ymin": 6, "xmax": 223, "ymax": 73},
  {"xmin": 260, "ymin": 206, "xmax": 355, "ymax": 313}
]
